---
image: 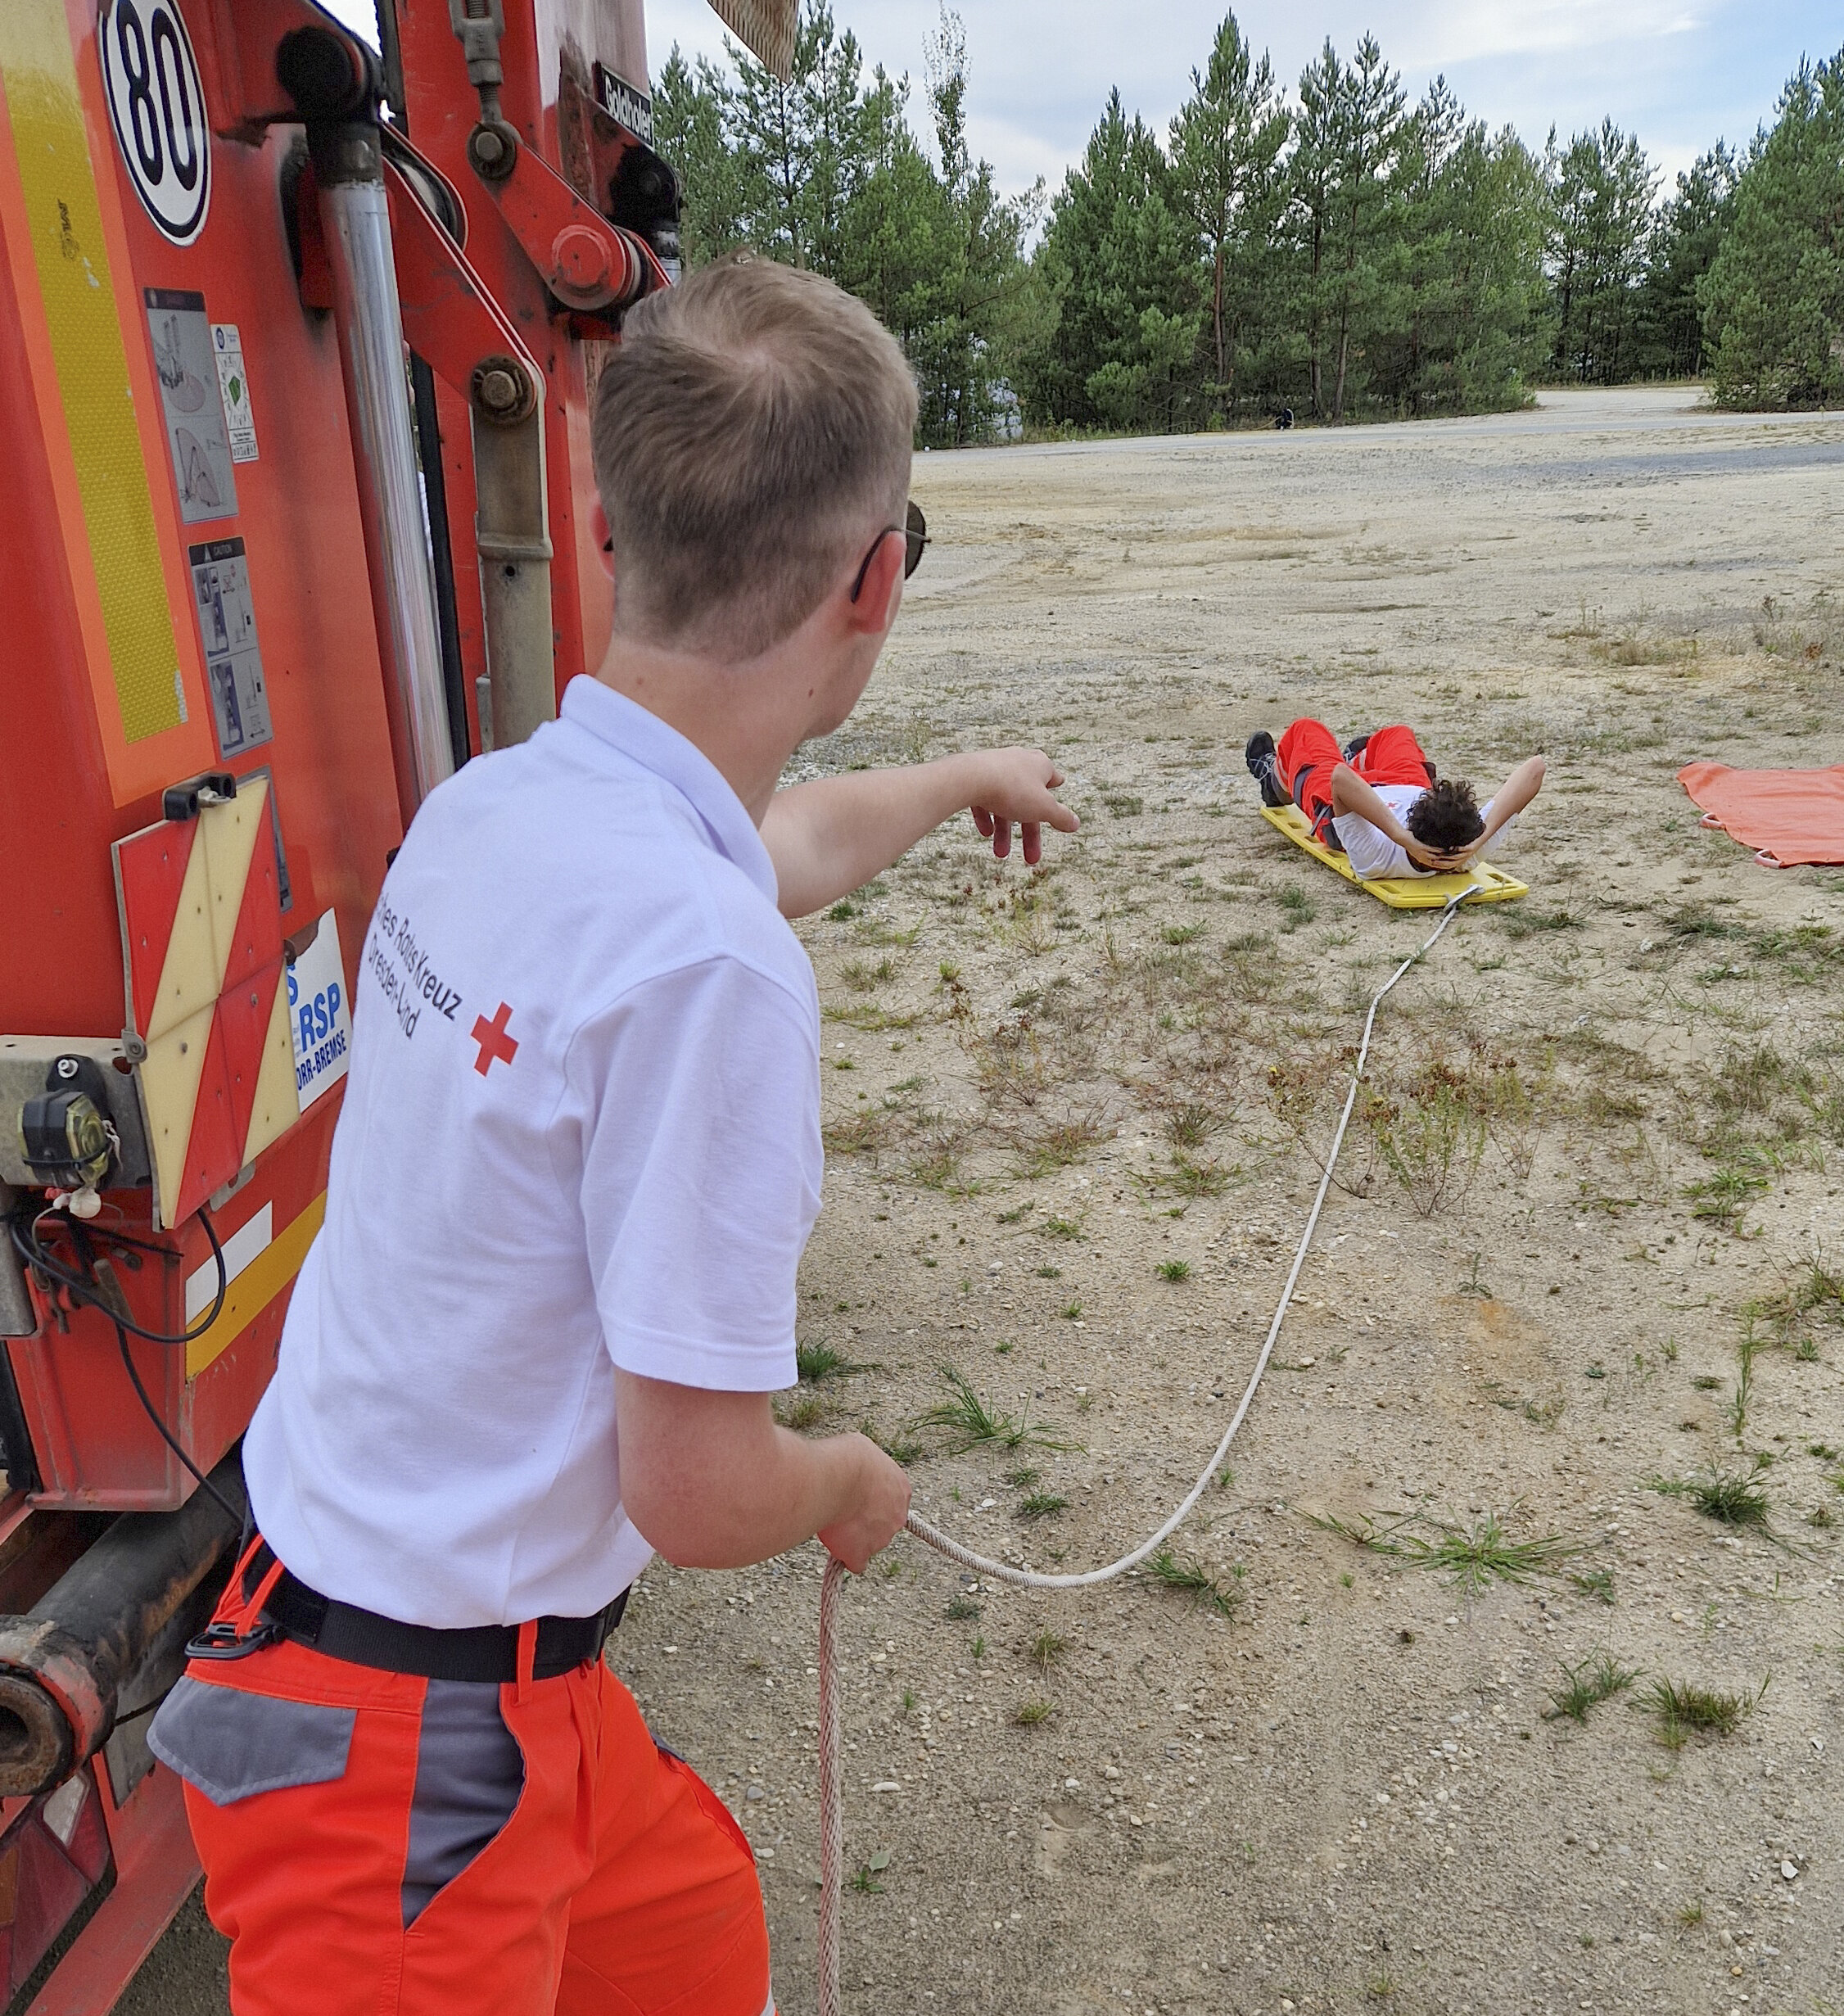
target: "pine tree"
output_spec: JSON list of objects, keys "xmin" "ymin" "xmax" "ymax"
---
[
  {"xmin": 1545, "ymin": 120, "xmax": 1656, "ymax": 382},
  {"xmin": 1168, "ymin": 14, "xmax": 1290, "ymax": 421},
  {"xmin": 1372, "ymin": 85, "xmax": 1547, "ymax": 415},
  {"xmin": 1023, "ymin": 91, "xmax": 1203, "ymax": 432},
  {"xmin": 653, "ymin": 48, "xmax": 753, "ymax": 264},
  {"xmin": 653, "ymin": 2, "xmax": 1032, "ymax": 448},
  {"xmin": 1322, "ymin": 35, "xmax": 1408, "ymax": 420},
  {"xmin": 1702, "ymin": 50, "xmax": 1844, "ymax": 409},
  {"xmin": 1634, "ymin": 145, "xmax": 1738, "ymax": 377}
]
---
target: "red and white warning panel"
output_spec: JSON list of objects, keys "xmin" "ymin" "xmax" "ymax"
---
[{"xmin": 112, "ymin": 779, "xmax": 297, "ymax": 1229}]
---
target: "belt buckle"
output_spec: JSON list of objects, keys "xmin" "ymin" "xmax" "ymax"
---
[{"xmin": 187, "ymin": 1617, "xmax": 283, "ymax": 1661}]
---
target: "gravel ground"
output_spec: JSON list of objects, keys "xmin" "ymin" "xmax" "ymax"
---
[{"xmin": 125, "ymin": 387, "xmax": 1844, "ymax": 2016}]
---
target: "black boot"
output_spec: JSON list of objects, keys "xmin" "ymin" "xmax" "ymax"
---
[{"xmin": 1245, "ymin": 731, "xmax": 1287, "ymax": 808}]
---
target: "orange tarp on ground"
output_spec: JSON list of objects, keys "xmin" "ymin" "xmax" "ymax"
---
[{"xmin": 1677, "ymin": 762, "xmax": 1844, "ymax": 868}]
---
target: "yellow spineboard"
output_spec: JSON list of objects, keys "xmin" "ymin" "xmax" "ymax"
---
[{"xmin": 1259, "ymin": 803, "xmax": 1526, "ymax": 909}]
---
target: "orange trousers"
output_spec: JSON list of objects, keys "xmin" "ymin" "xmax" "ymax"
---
[{"xmin": 172, "ymin": 1588, "xmax": 772, "ymax": 2016}]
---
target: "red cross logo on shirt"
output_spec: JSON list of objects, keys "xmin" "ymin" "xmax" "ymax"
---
[{"xmin": 470, "ymin": 1001, "xmax": 519, "ymax": 1076}]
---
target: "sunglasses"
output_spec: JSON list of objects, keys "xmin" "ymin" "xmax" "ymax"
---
[{"xmin": 848, "ymin": 499, "xmax": 929, "ymax": 603}]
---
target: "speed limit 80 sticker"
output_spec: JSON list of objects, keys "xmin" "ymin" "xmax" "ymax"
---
[{"xmin": 100, "ymin": 0, "xmax": 211, "ymax": 246}]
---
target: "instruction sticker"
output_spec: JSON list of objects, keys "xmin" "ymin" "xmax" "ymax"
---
[
  {"xmin": 188, "ymin": 537, "xmax": 272, "ymax": 756},
  {"xmin": 211, "ymin": 323, "xmax": 259, "ymax": 463},
  {"xmin": 290, "ymin": 911, "xmax": 351, "ymax": 1111},
  {"xmin": 145, "ymin": 288, "xmax": 237, "ymax": 522}
]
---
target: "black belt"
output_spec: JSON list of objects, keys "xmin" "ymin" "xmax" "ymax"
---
[{"xmin": 202, "ymin": 1540, "xmax": 626, "ymax": 1684}]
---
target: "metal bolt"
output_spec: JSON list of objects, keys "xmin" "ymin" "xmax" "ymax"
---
[
  {"xmin": 477, "ymin": 366, "xmax": 521, "ymax": 414},
  {"xmin": 551, "ymin": 224, "xmax": 612, "ymax": 297},
  {"xmin": 472, "ymin": 128, "xmax": 505, "ymax": 167}
]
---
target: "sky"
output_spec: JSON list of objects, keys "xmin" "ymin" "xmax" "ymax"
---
[{"xmin": 326, "ymin": 0, "xmax": 1838, "ymax": 197}]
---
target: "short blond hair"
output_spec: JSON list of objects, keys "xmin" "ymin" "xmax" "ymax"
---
[{"xmin": 591, "ymin": 258, "xmax": 918, "ymax": 658}]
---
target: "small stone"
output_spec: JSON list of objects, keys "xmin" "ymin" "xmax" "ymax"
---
[
  {"xmin": 745, "ymin": 1783, "xmax": 765, "ymax": 1801},
  {"xmin": 871, "ymin": 1781, "xmax": 902, "ymax": 1795},
  {"xmin": 1587, "ymin": 1838, "xmax": 1601, "ymax": 1855},
  {"xmin": 1104, "ymin": 1765, "xmax": 1120, "ymax": 1780},
  {"xmin": 1782, "ymin": 1859, "xmax": 1799, "ymax": 1881}
]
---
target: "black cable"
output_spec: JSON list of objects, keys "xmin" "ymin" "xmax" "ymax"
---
[
  {"xmin": 111, "ymin": 1318, "xmax": 241, "ymax": 1527},
  {"xmin": 6, "ymin": 1200, "xmax": 240, "ymax": 1526},
  {"xmin": 10, "ymin": 1202, "xmax": 228, "ymax": 1345}
]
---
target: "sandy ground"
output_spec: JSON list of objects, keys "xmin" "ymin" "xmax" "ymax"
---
[{"xmin": 124, "ymin": 387, "xmax": 1844, "ymax": 2016}]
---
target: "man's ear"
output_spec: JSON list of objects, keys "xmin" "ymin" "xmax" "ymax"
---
[
  {"xmin": 844, "ymin": 529, "xmax": 905, "ymax": 638},
  {"xmin": 590, "ymin": 497, "xmax": 615, "ymax": 581}
]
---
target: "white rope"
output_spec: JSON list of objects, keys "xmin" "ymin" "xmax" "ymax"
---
[{"xmin": 816, "ymin": 884, "xmax": 1483, "ymax": 2016}]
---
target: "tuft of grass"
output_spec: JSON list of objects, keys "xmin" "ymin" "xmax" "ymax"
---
[
  {"xmin": 913, "ymin": 1367, "xmax": 1076, "ymax": 1455},
  {"xmin": 1019, "ymin": 1491, "xmax": 1069, "ymax": 1519},
  {"xmin": 1165, "ymin": 1103, "xmax": 1217, "ymax": 1150},
  {"xmin": 1676, "ymin": 1901, "xmax": 1704, "ymax": 1928},
  {"xmin": 797, "ymin": 1340, "xmax": 862, "ymax": 1383},
  {"xmin": 823, "ymin": 1003, "xmax": 919, "ymax": 1033},
  {"xmin": 1146, "ymin": 1549, "xmax": 1243, "ymax": 1616},
  {"xmin": 1015, "ymin": 1114, "xmax": 1106, "ymax": 1179},
  {"xmin": 1646, "ymin": 1674, "xmax": 1765, "ymax": 1747},
  {"xmin": 1363, "ymin": 1059, "xmax": 1489, "ymax": 1216},
  {"xmin": 1028, "ymin": 1630, "xmax": 1067, "ymax": 1675},
  {"xmin": 1041, "ymin": 1215, "xmax": 1086, "ymax": 1241},
  {"xmin": 1746, "ymin": 1252, "xmax": 1844, "ymax": 1355},
  {"xmin": 1156, "ymin": 1259, "xmax": 1191, "ymax": 1282},
  {"xmin": 1060, "ymin": 1301, "xmax": 1083, "ymax": 1321},
  {"xmin": 1647, "ymin": 1462, "xmax": 1770, "ymax": 1530},
  {"xmin": 1570, "ymin": 1566, "xmax": 1616, "ymax": 1605},
  {"xmin": 1307, "ymin": 1509, "xmax": 1577, "ymax": 1595},
  {"xmin": 779, "ymin": 1394, "xmax": 827, "ymax": 1431},
  {"xmin": 1006, "ymin": 1467, "xmax": 1040, "ymax": 1488},
  {"xmin": 945, "ymin": 1593, "xmax": 982, "ymax": 1622},
  {"xmin": 1014, "ymin": 1698, "xmax": 1057, "ymax": 1726},
  {"xmin": 1543, "ymin": 1651, "xmax": 1641, "ymax": 1724},
  {"xmin": 1683, "ymin": 1165, "xmax": 1769, "ymax": 1233},
  {"xmin": 1165, "ymin": 1154, "xmax": 1232, "ymax": 1198},
  {"xmin": 850, "ymin": 1865, "xmax": 884, "ymax": 1894},
  {"xmin": 839, "ymin": 956, "xmax": 897, "ymax": 993},
  {"xmin": 1162, "ymin": 923, "xmax": 1204, "ymax": 945}
]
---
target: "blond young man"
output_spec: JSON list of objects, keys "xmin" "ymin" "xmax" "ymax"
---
[{"xmin": 151, "ymin": 260, "xmax": 1075, "ymax": 2016}]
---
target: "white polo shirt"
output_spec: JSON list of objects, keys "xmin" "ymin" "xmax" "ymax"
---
[{"xmin": 243, "ymin": 677, "xmax": 821, "ymax": 1627}]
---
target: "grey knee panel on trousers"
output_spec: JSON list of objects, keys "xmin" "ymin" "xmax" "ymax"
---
[{"xmin": 402, "ymin": 1679, "xmax": 525, "ymax": 1927}]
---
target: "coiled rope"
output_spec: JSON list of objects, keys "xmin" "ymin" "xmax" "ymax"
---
[{"xmin": 816, "ymin": 884, "xmax": 1483, "ymax": 2016}]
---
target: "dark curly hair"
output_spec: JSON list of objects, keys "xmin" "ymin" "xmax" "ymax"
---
[{"xmin": 1406, "ymin": 777, "xmax": 1485, "ymax": 852}]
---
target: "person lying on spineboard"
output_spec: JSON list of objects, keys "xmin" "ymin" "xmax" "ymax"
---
[{"xmin": 1245, "ymin": 718, "xmax": 1546, "ymax": 878}]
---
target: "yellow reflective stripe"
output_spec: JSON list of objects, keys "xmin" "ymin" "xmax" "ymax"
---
[
  {"xmin": 0, "ymin": 0, "xmax": 185, "ymax": 744},
  {"xmin": 188, "ymin": 1191, "xmax": 326, "ymax": 1380}
]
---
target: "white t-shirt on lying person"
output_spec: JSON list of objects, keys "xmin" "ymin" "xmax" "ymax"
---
[
  {"xmin": 1331, "ymin": 785, "xmax": 1513, "ymax": 880},
  {"xmin": 243, "ymin": 676, "xmax": 821, "ymax": 1629}
]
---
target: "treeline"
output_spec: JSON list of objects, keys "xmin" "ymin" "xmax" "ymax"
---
[{"xmin": 656, "ymin": 8, "xmax": 1844, "ymax": 443}]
